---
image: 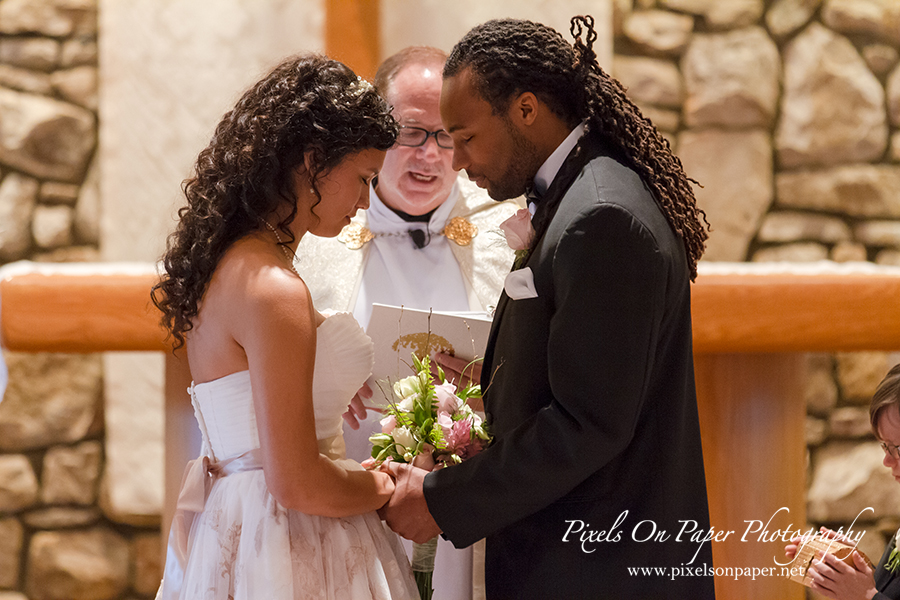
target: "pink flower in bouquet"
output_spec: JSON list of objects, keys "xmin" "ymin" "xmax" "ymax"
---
[
  {"xmin": 380, "ymin": 414, "xmax": 397, "ymax": 434},
  {"xmin": 499, "ymin": 208, "xmax": 534, "ymax": 250},
  {"xmin": 435, "ymin": 382, "xmax": 461, "ymax": 414},
  {"xmin": 437, "ymin": 411, "xmax": 454, "ymax": 437},
  {"xmin": 446, "ymin": 418, "xmax": 474, "ymax": 454},
  {"xmin": 412, "ymin": 444, "xmax": 436, "ymax": 470}
]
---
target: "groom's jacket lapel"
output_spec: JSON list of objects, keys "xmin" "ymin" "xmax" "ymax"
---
[{"xmin": 481, "ymin": 132, "xmax": 612, "ymax": 396}]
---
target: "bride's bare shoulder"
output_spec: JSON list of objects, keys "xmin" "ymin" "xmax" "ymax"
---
[{"xmin": 212, "ymin": 235, "xmax": 312, "ymax": 310}]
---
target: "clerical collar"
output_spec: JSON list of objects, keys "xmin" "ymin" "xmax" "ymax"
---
[
  {"xmin": 533, "ymin": 121, "xmax": 587, "ymax": 197},
  {"xmin": 337, "ymin": 180, "xmax": 479, "ymax": 250},
  {"xmin": 366, "ymin": 180, "xmax": 458, "ymax": 234},
  {"xmin": 387, "ymin": 205, "xmax": 436, "ymax": 223}
]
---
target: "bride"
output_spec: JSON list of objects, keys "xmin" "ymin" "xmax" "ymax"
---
[{"xmin": 152, "ymin": 54, "xmax": 418, "ymax": 599}]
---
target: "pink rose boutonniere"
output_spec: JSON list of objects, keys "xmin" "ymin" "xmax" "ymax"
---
[{"xmin": 500, "ymin": 208, "xmax": 535, "ymax": 270}]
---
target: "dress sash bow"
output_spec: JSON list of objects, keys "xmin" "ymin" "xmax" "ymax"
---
[{"xmin": 170, "ymin": 448, "xmax": 264, "ymax": 566}]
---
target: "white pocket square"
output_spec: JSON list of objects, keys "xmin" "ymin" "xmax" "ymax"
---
[{"xmin": 504, "ymin": 267, "xmax": 538, "ymax": 300}]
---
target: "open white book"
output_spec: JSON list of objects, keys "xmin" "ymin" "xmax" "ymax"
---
[{"xmin": 365, "ymin": 303, "xmax": 492, "ymax": 384}]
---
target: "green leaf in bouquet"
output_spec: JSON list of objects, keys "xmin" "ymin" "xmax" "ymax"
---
[
  {"xmin": 369, "ymin": 432, "xmax": 393, "ymax": 445},
  {"xmin": 457, "ymin": 384, "xmax": 481, "ymax": 401},
  {"xmin": 411, "ymin": 352, "xmax": 425, "ymax": 373},
  {"xmin": 372, "ymin": 445, "xmax": 393, "ymax": 464},
  {"xmin": 396, "ymin": 412, "xmax": 415, "ymax": 429},
  {"xmin": 391, "ymin": 446, "xmax": 408, "ymax": 463}
]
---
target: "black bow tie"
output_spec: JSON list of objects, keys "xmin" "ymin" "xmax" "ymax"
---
[{"xmin": 525, "ymin": 185, "xmax": 543, "ymax": 205}]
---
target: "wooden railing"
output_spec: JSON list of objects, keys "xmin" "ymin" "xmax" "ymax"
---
[
  {"xmin": 3, "ymin": 260, "xmax": 900, "ymax": 600},
  {"xmin": 5, "ymin": 262, "xmax": 899, "ymax": 354}
]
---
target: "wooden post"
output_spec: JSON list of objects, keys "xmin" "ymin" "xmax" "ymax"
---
[
  {"xmin": 162, "ymin": 350, "xmax": 198, "ymax": 558},
  {"xmin": 325, "ymin": 0, "xmax": 381, "ymax": 79},
  {"xmin": 695, "ymin": 354, "xmax": 807, "ymax": 600}
]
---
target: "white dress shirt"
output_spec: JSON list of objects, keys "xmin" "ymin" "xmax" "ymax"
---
[{"xmin": 529, "ymin": 121, "xmax": 587, "ymax": 216}]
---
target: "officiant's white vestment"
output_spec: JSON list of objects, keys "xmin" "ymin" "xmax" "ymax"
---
[
  {"xmin": 297, "ymin": 176, "xmax": 517, "ymax": 324},
  {"xmin": 295, "ymin": 174, "xmax": 517, "ymax": 600}
]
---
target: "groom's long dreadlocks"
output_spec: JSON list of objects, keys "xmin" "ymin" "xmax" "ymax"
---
[{"xmin": 444, "ymin": 16, "xmax": 709, "ymax": 280}]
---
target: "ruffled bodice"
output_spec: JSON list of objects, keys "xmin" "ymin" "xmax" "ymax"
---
[{"xmin": 190, "ymin": 312, "xmax": 375, "ymax": 461}]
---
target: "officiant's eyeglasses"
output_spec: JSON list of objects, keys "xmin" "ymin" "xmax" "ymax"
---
[
  {"xmin": 881, "ymin": 441, "xmax": 900, "ymax": 461},
  {"xmin": 396, "ymin": 126, "xmax": 453, "ymax": 150}
]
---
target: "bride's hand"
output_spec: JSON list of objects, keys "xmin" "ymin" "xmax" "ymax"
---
[{"xmin": 342, "ymin": 382, "xmax": 383, "ymax": 430}]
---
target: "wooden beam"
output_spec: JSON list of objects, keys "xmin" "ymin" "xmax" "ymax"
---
[
  {"xmin": 690, "ymin": 271, "xmax": 900, "ymax": 354},
  {"xmin": 325, "ymin": 0, "xmax": 381, "ymax": 80},
  {"xmin": 4, "ymin": 264, "xmax": 900, "ymax": 354},
  {"xmin": 0, "ymin": 266, "xmax": 167, "ymax": 353}
]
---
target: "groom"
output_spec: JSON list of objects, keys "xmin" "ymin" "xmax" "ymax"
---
[{"xmin": 381, "ymin": 17, "xmax": 716, "ymax": 599}]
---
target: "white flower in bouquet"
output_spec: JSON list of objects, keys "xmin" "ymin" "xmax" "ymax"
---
[
  {"xmin": 393, "ymin": 375, "xmax": 420, "ymax": 400},
  {"xmin": 398, "ymin": 395, "xmax": 415, "ymax": 412},
  {"xmin": 392, "ymin": 426, "xmax": 416, "ymax": 455}
]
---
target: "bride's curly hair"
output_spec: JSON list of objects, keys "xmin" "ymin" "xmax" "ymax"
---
[{"xmin": 152, "ymin": 54, "xmax": 398, "ymax": 350}]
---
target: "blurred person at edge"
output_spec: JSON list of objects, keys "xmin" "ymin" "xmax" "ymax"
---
[{"xmin": 785, "ymin": 364, "xmax": 900, "ymax": 600}]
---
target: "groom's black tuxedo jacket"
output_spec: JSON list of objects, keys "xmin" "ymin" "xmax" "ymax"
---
[
  {"xmin": 424, "ymin": 132, "xmax": 715, "ymax": 599},
  {"xmin": 874, "ymin": 534, "xmax": 900, "ymax": 599}
]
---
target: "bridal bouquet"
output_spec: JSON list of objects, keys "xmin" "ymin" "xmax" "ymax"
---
[{"xmin": 365, "ymin": 353, "xmax": 490, "ymax": 600}]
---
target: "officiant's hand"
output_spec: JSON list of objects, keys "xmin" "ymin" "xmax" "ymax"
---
[
  {"xmin": 433, "ymin": 353, "xmax": 484, "ymax": 411},
  {"xmin": 378, "ymin": 462, "xmax": 442, "ymax": 543},
  {"xmin": 342, "ymin": 382, "xmax": 382, "ymax": 430}
]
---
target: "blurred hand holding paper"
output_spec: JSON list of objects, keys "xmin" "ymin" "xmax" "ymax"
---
[
  {"xmin": 366, "ymin": 304, "xmax": 492, "ymax": 383},
  {"xmin": 787, "ymin": 535, "xmax": 873, "ymax": 589}
]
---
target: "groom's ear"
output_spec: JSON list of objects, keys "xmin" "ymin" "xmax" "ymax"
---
[{"xmin": 508, "ymin": 92, "xmax": 539, "ymax": 128}]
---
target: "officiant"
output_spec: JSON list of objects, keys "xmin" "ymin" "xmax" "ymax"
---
[{"xmin": 295, "ymin": 46, "xmax": 518, "ymax": 600}]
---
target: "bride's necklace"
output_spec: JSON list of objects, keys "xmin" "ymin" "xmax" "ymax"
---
[{"xmin": 261, "ymin": 219, "xmax": 300, "ymax": 277}]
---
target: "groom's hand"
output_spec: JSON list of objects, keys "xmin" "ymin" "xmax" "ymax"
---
[{"xmin": 379, "ymin": 462, "xmax": 442, "ymax": 543}]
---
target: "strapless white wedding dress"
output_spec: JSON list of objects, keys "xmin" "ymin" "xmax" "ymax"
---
[{"xmin": 157, "ymin": 312, "xmax": 418, "ymax": 600}]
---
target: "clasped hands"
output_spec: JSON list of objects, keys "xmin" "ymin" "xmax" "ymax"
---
[
  {"xmin": 342, "ymin": 353, "xmax": 482, "ymax": 543},
  {"xmin": 342, "ymin": 386, "xmax": 440, "ymax": 542},
  {"xmin": 377, "ymin": 461, "xmax": 442, "ymax": 543}
]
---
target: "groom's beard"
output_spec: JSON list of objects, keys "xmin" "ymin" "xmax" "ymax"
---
[{"xmin": 484, "ymin": 117, "xmax": 542, "ymax": 201}]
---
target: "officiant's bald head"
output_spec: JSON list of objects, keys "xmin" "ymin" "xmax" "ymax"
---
[{"xmin": 372, "ymin": 47, "xmax": 456, "ymax": 217}]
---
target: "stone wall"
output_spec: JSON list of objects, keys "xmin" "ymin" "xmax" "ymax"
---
[
  {"xmin": 612, "ymin": 0, "xmax": 900, "ymax": 589},
  {"xmin": 0, "ymin": 0, "xmax": 160, "ymax": 598}
]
